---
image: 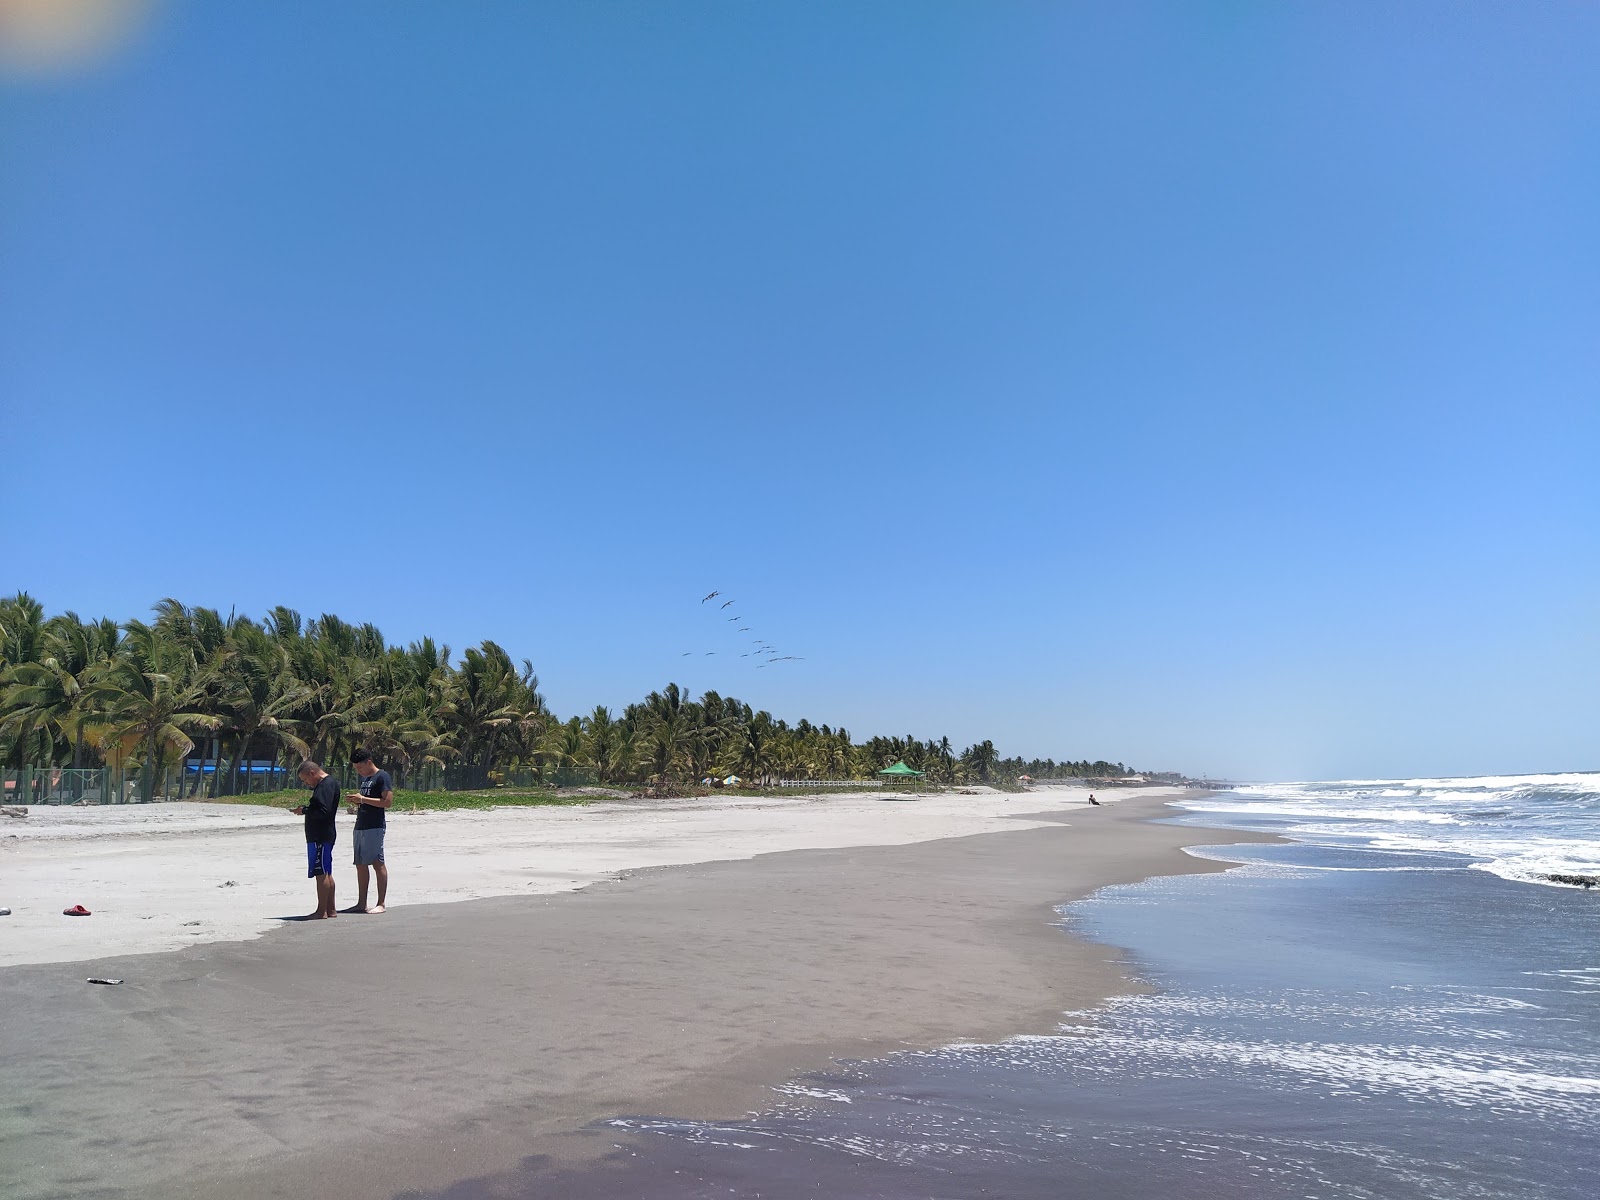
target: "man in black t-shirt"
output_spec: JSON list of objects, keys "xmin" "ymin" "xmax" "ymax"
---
[
  {"xmin": 292, "ymin": 760, "xmax": 340, "ymax": 919},
  {"xmin": 346, "ymin": 749, "xmax": 393, "ymax": 913}
]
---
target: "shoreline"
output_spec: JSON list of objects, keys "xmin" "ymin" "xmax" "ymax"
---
[{"xmin": 0, "ymin": 791, "xmax": 1276, "ymax": 1200}]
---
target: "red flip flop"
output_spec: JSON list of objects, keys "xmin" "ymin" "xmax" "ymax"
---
[{"xmin": 63, "ymin": 904, "xmax": 91, "ymax": 916}]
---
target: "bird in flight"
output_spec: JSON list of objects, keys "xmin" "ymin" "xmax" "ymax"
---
[
  {"xmin": 720, "ymin": 600, "xmax": 735, "ymax": 609},
  {"xmin": 681, "ymin": 652, "xmax": 692, "ymax": 656},
  {"xmin": 705, "ymin": 652, "xmax": 716, "ymax": 656},
  {"xmin": 727, "ymin": 616, "xmax": 740, "ymax": 622},
  {"xmin": 738, "ymin": 627, "xmax": 750, "ymax": 632},
  {"xmin": 701, "ymin": 591, "xmax": 720, "ymax": 604}
]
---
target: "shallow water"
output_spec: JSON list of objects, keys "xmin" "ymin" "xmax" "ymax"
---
[{"xmin": 423, "ymin": 776, "xmax": 1600, "ymax": 1199}]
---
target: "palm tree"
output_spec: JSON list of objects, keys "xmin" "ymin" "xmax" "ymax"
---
[
  {"xmin": 92, "ymin": 621, "xmax": 219, "ymax": 802},
  {"xmin": 542, "ymin": 716, "xmax": 587, "ymax": 786},
  {"xmin": 0, "ymin": 591, "xmax": 47, "ymax": 672},
  {"xmin": 212, "ymin": 621, "xmax": 309, "ymax": 795},
  {"xmin": 583, "ymin": 706, "xmax": 617, "ymax": 783},
  {"xmin": 0, "ymin": 619, "xmax": 106, "ymax": 771},
  {"xmin": 962, "ymin": 739, "xmax": 998, "ymax": 783}
]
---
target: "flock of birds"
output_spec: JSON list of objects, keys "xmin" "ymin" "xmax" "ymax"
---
[{"xmin": 682, "ymin": 591, "xmax": 805, "ymax": 668}]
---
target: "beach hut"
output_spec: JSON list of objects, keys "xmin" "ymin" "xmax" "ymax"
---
[{"xmin": 877, "ymin": 760, "xmax": 923, "ymax": 780}]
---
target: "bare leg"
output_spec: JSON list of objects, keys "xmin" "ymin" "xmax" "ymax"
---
[
  {"xmin": 315, "ymin": 874, "xmax": 338, "ymax": 919},
  {"xmin": 371, "ymin": 862, "xmax": 388, "ymax": 913},
  {"xmin": 345, "ymin": 864, "xmax": 370, "ymax": 913},
  {"xmin": 306, "ymin": 876, "xmax": 324, "ymax": 920}
]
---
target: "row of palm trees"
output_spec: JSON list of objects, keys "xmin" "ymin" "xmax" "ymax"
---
[{"xmin": 0, "ymin": 593, "xmax": 1141, "ymax": 797}]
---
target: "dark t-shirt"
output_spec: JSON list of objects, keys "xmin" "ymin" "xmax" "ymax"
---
[
  {"xmin": 304, "ymin": 775, "xmax": 340, "ymax": 844},
  {"xmin": 355, "ymin": 769, "xmax": 391, "ymax": 830}
]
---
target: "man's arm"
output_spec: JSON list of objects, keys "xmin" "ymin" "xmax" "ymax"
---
[{"xmin": 352, "ymin": 775, "xmax": 394, "ymax": 809}]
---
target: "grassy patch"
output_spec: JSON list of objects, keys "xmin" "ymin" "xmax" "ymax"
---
[{"xmin": 204, "ymin": 788, "xmax": 587, "ymax": 813}]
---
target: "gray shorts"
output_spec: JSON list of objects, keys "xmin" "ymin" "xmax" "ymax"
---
[{"xmin": 352, "ymin": 827, "xmax": 385, "ymax": 866}]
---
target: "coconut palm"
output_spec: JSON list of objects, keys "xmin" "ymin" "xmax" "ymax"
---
[
  {"xmin": 92, "ymin": 621, "xmax": 220, "ymax": 802},
  {"xmin": 212, "ymin": 621, "xmax": 310, "ymax": 795}
]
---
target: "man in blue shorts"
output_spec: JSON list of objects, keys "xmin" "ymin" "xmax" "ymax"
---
[
  {"xmin": 292, "ymin": 760, "xmax": 340, "ymax": 919},
  {"xmin": 346, "ymin": 749, "xmax": 393, "ymax": 913}
]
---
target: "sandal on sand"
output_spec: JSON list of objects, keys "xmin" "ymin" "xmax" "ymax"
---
[{"xmin": 63, "ymin": 904, "xmax": 91, "ymax": 916}]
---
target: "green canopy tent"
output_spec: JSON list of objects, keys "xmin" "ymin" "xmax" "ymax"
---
[{"xmin": 877, "ymin": 760, "xmax": 923, "ymax": 779}]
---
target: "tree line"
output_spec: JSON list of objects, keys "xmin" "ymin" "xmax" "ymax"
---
[{"xmin": 0, "ymin": 593, "xmax": 1143, "ymax": 797}]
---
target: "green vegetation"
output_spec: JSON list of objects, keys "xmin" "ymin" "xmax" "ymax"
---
[{"xmin": 0, "ymin": 592, "xmax": 1146, "ymax": 795}]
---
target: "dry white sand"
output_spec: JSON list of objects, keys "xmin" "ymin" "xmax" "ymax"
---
[{"xmin": 0, "ymin": 783, "xmax": 1156, "ymax": 966}]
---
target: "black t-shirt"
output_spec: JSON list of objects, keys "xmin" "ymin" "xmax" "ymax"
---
[
  {"xmin": 304, "ymin": 775, "xmax": 340, "ymax": 844},
  {"xmin": 355, "ymin": 769, "xmax": 391, "ymax": 830}
]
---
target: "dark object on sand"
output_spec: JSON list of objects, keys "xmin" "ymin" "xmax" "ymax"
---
[
  {"xmin": 0, "ymin": 907, "xmax": 11, "ymax": 916},
  {"xmin": 631, "ymin": 783, "xmax": 694, "ymax": 800},
  {"xmin": 1546, "ymin": 873, "xmax": 1598, "ymax": 889},
  {"xmin": 63, "ymin": 904, "xmax": 91, "ymax": 916},
  {"xmin": 219, "ymin": 880, "xmax": 238, "ymax": 888},
  {"xmin": 1, "ymin": 805, "xmax": 27, "ymax": 818},
  {"xmin": 86, "ymin": 977, "xmax": 123, "ymax": 985}
]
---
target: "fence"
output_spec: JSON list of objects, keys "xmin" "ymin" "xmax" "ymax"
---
[
  {"xmin": 2, "ymin": 768, "xmax": 137, "ymax": 805},
  {"xmin": 2, "ymin": 765, "xmax": 301, "ymax": 805},
  {"xmin": 774, "ymin": 779, "xmax": 884, "ymax": 789}
]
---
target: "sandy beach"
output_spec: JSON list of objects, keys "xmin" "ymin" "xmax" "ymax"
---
[
  {"xmin": 5, "ymin": 784, "xmax": 1151, "ymax": 968},
  {"xmin": 0, "ymin": 787, "xmax": 1267, "ymax": 1200}
]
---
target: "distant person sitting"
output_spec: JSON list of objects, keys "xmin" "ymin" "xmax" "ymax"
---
[
  {"xmin": 346, "ymin": 749, "xmax": 393, "ymax": 914},
  {"xmin": 292, "ymin": 760, "xmax": 341, "ymax": 919},
  {"xmin": 1088, "ymin": 793, "xmax": 1101, "ymax": 806}
]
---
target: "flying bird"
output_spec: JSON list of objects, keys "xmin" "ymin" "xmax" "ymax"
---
[
  {"xmin": 705, "ymin": 652, "xmax": 716, "ymax": 656},
  {"xmin": 738, "ymin": 627, "xmax": 750, "ymax": 631},
  {"xmin": 720, "ymin": 600, "xmax": 735, "ymax": 609},
  {"xmin": 701, "ymin": 591, "xmax": 720, "ymax": 604},
  {"xmin": 727, "ymin": 616, "xmax": 740, "ymax": 622}
]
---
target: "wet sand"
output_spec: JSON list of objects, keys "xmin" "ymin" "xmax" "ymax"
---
[{"xmin": 0, "ymin": 795, "xmax": 1270, "ymax": 1200}]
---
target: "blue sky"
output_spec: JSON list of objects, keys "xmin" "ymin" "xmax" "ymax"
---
[{"xmin": 2, "ymin": 2, "xmax": 1596, "ymax": 780}]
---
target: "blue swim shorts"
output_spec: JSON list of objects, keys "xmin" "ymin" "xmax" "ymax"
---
[{"xmin": 306, "ymin": 841, "xmax": 335, "ymax": 878}]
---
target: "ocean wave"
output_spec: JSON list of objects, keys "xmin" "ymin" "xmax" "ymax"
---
[
  {"xmin": 1175, "ymin": 772, "xmax": 1600, "ymax": 893},
  {"xmin": 1173, "ymin": 801, "xmax": 1467, "ymax": 825}
]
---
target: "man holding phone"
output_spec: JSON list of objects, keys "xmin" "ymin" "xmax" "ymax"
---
[
  {"xmin": 347, "ymin": 749, "xmax": 393, "ymax": 913},
  {"xmin": 292, "ymin": 760, "xmax": 340, "ymax": 919}
]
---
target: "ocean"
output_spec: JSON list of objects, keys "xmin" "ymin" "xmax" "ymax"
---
[{"xmin": 439, "ymin": 775, "xmax": 1600, "ymax": 1199}]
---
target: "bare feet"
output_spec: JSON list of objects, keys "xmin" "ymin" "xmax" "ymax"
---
[{"xmin": 368, "ymin": 904, "xmax": 386, "ymax": 914}]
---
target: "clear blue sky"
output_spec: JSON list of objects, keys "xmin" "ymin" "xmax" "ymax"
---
[{"xmin": 2, "ymin": 2, "xmax": 1596, "ymax": 780}]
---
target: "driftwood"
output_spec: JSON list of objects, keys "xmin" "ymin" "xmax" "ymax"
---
[
  {"xmin": 1545, "ymin": 873, "xmax": 1598, "ymax": 889},
  {"xmin": 0, "ymin": 806, "xmax": 28, "ymax": 819}
]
